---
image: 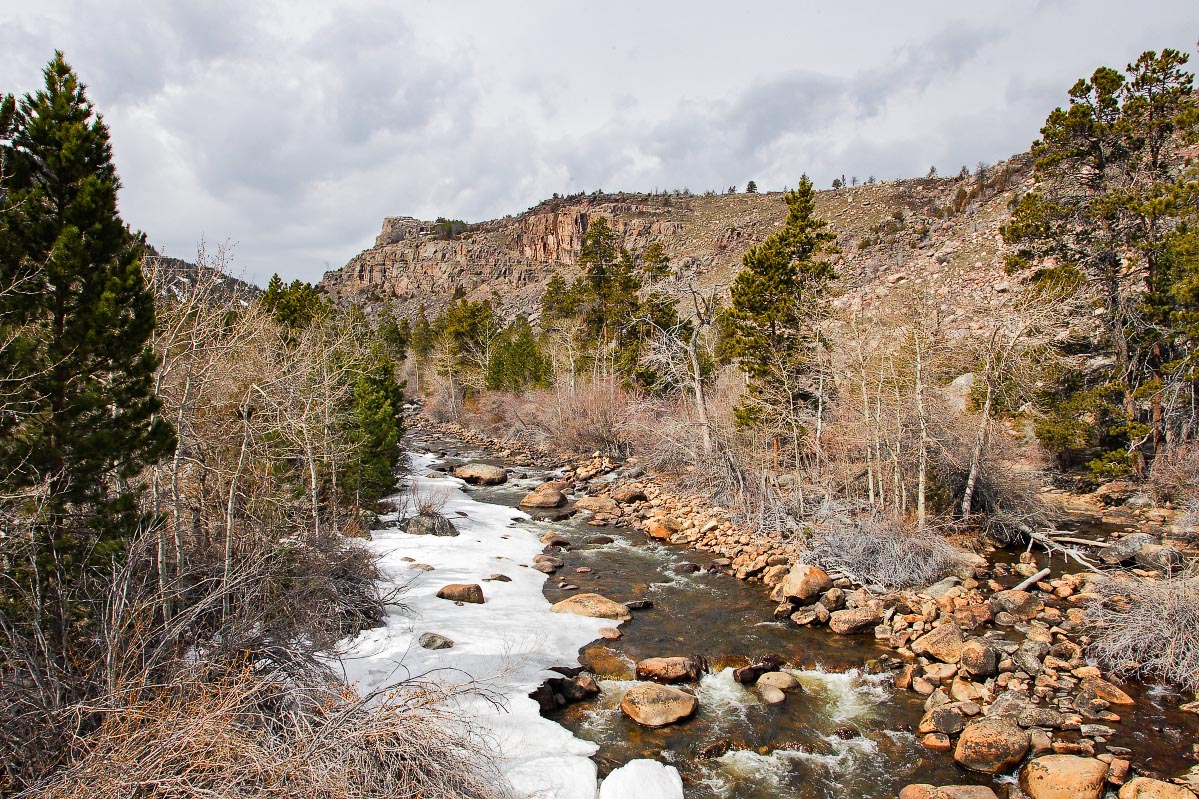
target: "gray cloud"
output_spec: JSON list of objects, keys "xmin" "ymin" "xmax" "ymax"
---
[{"xmin": 2, "ymin": 0, "xmax": 1195, "ymax": 284}]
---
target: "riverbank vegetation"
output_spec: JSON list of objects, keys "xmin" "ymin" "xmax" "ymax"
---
[{"xmin": 0, "ymin": 55, "xmax": 503, "ymax": 797}]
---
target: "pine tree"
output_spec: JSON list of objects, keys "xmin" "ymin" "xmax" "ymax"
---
[
  {"xmin": 0, "ymin": 53, "xmax": 175, "ymax": 666},
  {"xmin": 485, "ymin": 316, "xmax": 551, "ymax": 391},
  {"xmin": 0, "ymin": 51, "xmax": 174, "ymax": 538},
  {"xmin": 640, "ymin": 242, "xmax": 672, "ymax": 281},
  {"xmin": 728, "ymin": 177, "xmax": 835, "ymax": 450},
  {"xmin": 745, "ymin": 180, "xmax": 758, "ymax": 193},
  {"xmin": 343, "ymin": 345, "xmax": 405, "ymax": 505},
  {"xmin": 1004, "ymin": 47, "xmax": 1198, "ymax": 475}
]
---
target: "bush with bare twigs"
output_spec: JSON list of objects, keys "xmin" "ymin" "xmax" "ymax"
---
[
  {"xmin": 1084, "ymin": 572, "xmax": 1199, "ymax": 694},
  {"xmin": 27, "ymin": 664, "xmax": 510, "ymax": 799},
  {"xmin": 799, "ymin": 514, "xmax": 969, "ymax": 590}
]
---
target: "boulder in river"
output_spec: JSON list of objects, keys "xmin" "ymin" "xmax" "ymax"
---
[
  {"xmin": 912, "ymin": 622, "xmax": 964, "ymax": 663},
  {"xmin": 828, "ymin": 606, "xmax": 883, "ymax": 635},
  {"xmin": 959, "ymin": 638, "xmax": 999, "ymax": 677},
  {"xmin": 777, "ymin": 563, "xmax": 832, "ymax": 603},
  {"xmin": 1100, "ymin": 532, "xmax": 1160, "ymax": 565},
  {"xmin": 1077, "ymin": 676, "xmax": 1135, "ymax": 706},
  {"xmin": 988, "ymin": 589, "xmax": 1042, "ymax": 621},
  {"xmin": 520, "ymin": 483, "xmax": 567, "ymax": 508},
  {"xmin": 953, "ymin": 718, "xmax": 1030, "ymax": 773},
  {"xmin": 733, "ymin": 654, "xmax": 786, "ymax": 684},
  {"xmin": 575, "ymin": 495, "xmax": 619, "ymax": 514},
  {"xmin": 1118, "ymin": 777, "xmax": 1199, "ymax": 799},
  {"xmin": 620, "ymin": 683, "xmax": 698, "ymax": 727},
  {"xmin": 757, "ymin": 671, "xmax": 801, "ymax": 692},
  {"xmin": 404, "ymin": 512, "xmax": 458, "ymax": 536},
  {"xmin": 550, "ymin": 592, "xmax": 632, "ymax": 621},
  {"xmin": 899, "ymin": 786, "xmax": 999, "ymax": 799},
  {"xmin": 1020, "ymin": 755, "xmax": 1108, "ymax": 799},
  {"xmin": 453, "ymin": 462, "xmax": 507, "ymax": 485},
  {"xmin": 758, "ymin": 684, "xmax": 787, "ymax": 705},
  {"xmin": 635, "ymin": 655, "xmax": 707, "ymax": 683},
  {"xmin": 435, "ymin": 583, "xmax": 484, "ymax": 604},
  {"xmin": 610, "ymin": 483, "xmax": 648, "ymax": 504}
]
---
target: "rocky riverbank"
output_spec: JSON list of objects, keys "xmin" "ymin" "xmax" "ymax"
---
[{"xmin": 407, "ymin": 413, "xmax": 1199, "ymax": 799}]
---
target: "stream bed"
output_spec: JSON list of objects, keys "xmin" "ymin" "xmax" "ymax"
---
[{"xmin": 350, "ymin": 435, "xmax": 1199, "ymax": 799}]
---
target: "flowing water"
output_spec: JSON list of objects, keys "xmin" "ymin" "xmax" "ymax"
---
[{"xmin": 406, "ymin": 435, "xmax": 1199, "ymax": 798}]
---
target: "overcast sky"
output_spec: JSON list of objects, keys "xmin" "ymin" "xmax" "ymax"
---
[{"xmin": 2, "ymin": 1, "xmax": 1196, "ymax": 285}]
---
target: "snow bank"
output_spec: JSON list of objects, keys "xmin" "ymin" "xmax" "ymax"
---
[
  {"xmin": 339, "ymin": 454, "xmax": 616, "ymax": 799},
  {"xmin": 599, "ymin": 759, "xmax": 684, "ymax": 799}
]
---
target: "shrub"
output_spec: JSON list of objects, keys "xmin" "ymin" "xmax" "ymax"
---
[
  {"xmin": 27, "ymin": 665, "xmax": 509, "ymax": 799},
  {"xmin": 1085, "ymin": 573, "xmax": 1199, "ymax": 693},
  {"xmin": 799, "ymin": 515, "xmax": 968, "ymax": 590}
]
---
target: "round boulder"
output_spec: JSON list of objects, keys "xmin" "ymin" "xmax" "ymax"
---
[
  {"xmin": 453, "ymin": 462, "xmax": 507, "ymax": 485},
  {"xmin": 404, "ymin": 512, "xmax": 458, "ymax": 536},
  {"xmin": 960, "ymin": 638, "xmax": 999, "ymax": 677},
  {"xmin": 418, "ymin": 632, "xmax": 454, "ymax": 650},
  {"xmin": 611, "ymin": 483, "xmax": 648, "ymax": 504},
  {"xmin": 575, "ymin": 495, "xmax": 619, "ymax": 514},
  {"xmin": 620, "ymin": 683, "xmax": 698, "ymax": 727},
  {"xmin": 829, "ymin": 606, "xmax": 883, "ymax": 635},
  {"xmin": 988, "ymin": 589, "xmax": 1042, "ymax": 621},
  {"xmin": 1020, "ymin": 755, "xmax": 1108, "ymax": 799},
  {"xmin": 550, "ymin": 592, "xmax": 632, "ymax": 621},
  {"xmin": 778, "ymin": 563, "xmax": 833, "ymax": 604},
  {"xmin": 953, "ymin": 718, "xmax": 1030, "ymax": 774},
  {"xmin": 435, "ymin": 583, "xmax": 484, "ymax": 604},
  {"xmin": 636, "ymin": 655, "xmax": 707, "ymax": 684},
  {"xmin": 757, "ymin": 671, "xmax": 801, "ymax": 692},
  {"xmin": 1118, "ymin": 777, "xmax": 1199, "ymax": 799},
  {"xmin": 912, "ymin": 622, "xmax": 965, "ymax": 664},
  {"xmin": 520, "ymin": 483, "xmax": 567, "ymax": 508}
]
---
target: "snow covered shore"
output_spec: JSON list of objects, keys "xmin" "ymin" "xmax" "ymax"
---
[{"xmin": 339, "ymin": 454, "xmax": 681, "ymax": 799}]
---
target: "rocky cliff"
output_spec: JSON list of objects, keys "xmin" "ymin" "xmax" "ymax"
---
[{"xmin": 320, "ymin": 156, "xmax": 1033, "ymax": 323}]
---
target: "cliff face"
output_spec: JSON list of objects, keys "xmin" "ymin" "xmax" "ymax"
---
[{"xmin": 320, "ymin": 156, "xmax": 1032, "ymax": 323}]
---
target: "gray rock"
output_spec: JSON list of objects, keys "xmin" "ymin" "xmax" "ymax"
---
[
  {"xmin": 419, "ymin": 632, "xmax": 454, "ymax": 650},
  {"xmin": 405, "ymin": 512, "xmax": 458, "ymax": 536}
]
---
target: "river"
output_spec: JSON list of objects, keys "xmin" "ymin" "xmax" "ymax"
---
[{"xmin": 342, "ymin": 433, "xmax": 1199, "ymax": 799}]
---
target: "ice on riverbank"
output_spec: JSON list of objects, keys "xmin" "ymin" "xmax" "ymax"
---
[
  {"xmin": 339, "ymin": 454, "xmax": 675, "ymax": 799},
  {"xmin": 599, "ymin": 759, "xmax": 684, "ymax": 799}
]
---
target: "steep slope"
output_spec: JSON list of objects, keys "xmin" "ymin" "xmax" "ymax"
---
[{"xmin": 320, "ymin": 156, "xmax": 1032, "ymax": 323}]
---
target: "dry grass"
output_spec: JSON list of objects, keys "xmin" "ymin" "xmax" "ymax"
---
[
  {"xmin": 28, "ymin": 665, "xmax": 510, "ymax": 799},
  {"xmin": 1085, "ymin": 572, "xmax": 1199, "ymax": 694},
  {"xmin": 799, "ymin": 514, "xmax": 968, "ymax": 590}
]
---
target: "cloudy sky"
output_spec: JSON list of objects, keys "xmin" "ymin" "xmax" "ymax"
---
[{"xmin": 2, "ymin": 1, "xmax": 1196, "ymax": 285}]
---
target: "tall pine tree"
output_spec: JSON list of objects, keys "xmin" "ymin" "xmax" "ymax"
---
[
  {"xmin": 727, "ymin": 177, "xmax": 835, "ymax": 454},
  {"xmin": 0, "ymin": 55, "xmax": 176, "ymax": 752},
  {"xmin": 0, "ymin": 53, "xmax": 174, "ymax": 603}
]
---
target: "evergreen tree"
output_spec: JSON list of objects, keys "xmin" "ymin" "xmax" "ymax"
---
[
  {"xmin": 0, "ymin": 53, "xmax": 175, "ymax": 651},
  {"xmin": 343, "ymin": 344, "xmax": 405, "ymax": 505},
  {"xmin": 411, "ymin": 305, "xmax": 434, "ymax": 361},
  {"xmin": 727, "ymin": 177, "xmax": 835, "ymax": 446},
  {"xmin": 640, "ymin": 241, "xmax": 672, "ymax": 281},
  {"xmin": 745, "ymin": 180, "xmax": 758, "ymax": 193},
  {"xmin": 0, "ymin": 51, "xmax": 174, "ymax": 541},
  {"xmin": 1004, "ymin": 47, "xmax": 1198, "ymax": 476},
  {"xmin": 485, "ymin": 315, "xmax": 552, "ymax": 391},
  {"xmin": 260, "ymin": 273, "xmax": 330, "ymax": 331}
]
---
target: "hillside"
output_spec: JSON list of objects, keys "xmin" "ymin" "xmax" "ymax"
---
[{"xmin": 320, "ymin": 155, "xmax": 1032, "ymax": 325}]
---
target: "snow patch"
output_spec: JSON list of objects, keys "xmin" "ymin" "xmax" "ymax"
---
[{"xmin": 339, "ymin": 453, "xmax": 624, "ymax": 798}]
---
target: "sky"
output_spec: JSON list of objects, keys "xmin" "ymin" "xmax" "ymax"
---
[{"xmin": 2, "ymin": 1, "xmax": 1196, "ymax": 286}]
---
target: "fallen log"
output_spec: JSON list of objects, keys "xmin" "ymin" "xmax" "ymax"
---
[{"xmin": 1013, "ymin": 567, "xmax": 1051, "ymax": 592}]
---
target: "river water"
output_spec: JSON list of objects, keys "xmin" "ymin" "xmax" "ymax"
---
[{"xmin": 353, "ymin": 435, "xmax": 1199, "ymax": 799}]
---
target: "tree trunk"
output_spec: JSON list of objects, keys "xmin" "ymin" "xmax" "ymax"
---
[
  {"xmin": 224, "ymin": 403, "xmax": 253, "ymax": 620},
  {"xmin": 962, "ymin": 375, "xmax": 994, "ymax": 518}
]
